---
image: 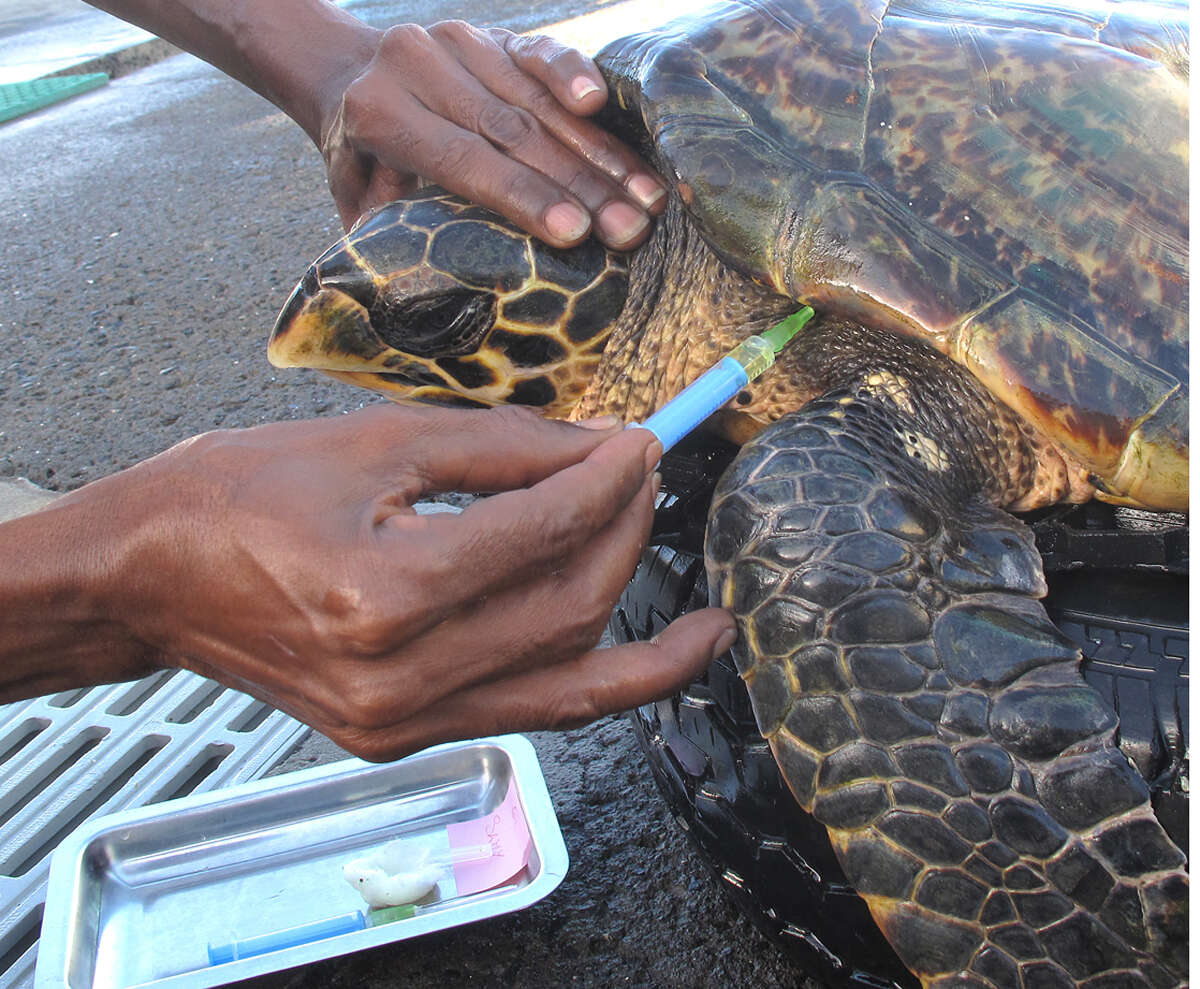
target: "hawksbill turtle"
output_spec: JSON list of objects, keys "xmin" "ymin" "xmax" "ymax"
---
[{"xmin": 268, "ymin": 0, "xmax": 1189, "ymax": 984}]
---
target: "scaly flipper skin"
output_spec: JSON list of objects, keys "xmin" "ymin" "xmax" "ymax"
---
[{"xmin": 705, "ymin": 329, "xmax": 1188, "ymax": 987}]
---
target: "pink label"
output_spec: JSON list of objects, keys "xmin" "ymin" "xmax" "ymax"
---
[{"xmin": 446, "ymin": 779, "xmax": 532, "ymax": 896}]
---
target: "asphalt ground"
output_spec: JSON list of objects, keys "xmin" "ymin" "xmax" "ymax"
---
[{"xmin": 0, "ymin": 2, "xmax": 822, "ymax": 986}]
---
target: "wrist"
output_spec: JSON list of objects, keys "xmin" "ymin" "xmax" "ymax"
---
[
  {"xmin": 232, "ymin": 0, "xmax": 381, "ymax": 146},
  {"xmin": 0, "ymin": 480, "xmax": 162, "ymax": 703},
  {"xmin": 86, "ymin": 0, "xmax": 380, "ymax": 147}
]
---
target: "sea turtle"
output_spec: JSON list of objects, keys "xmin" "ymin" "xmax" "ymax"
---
[{"xmin": 268, "ymin": 0, "xmax": 1189, "ymax": 984}]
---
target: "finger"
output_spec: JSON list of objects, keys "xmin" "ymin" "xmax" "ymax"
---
[
  {"xmin": 345, "ymin": 80, "xmax": 595, "ymax": 247},
  {"xmin": 412, "ymin": 75, "xmax": 651, "ymax": 249},
  {"xmin": 350, "ymin": 467, "xmax": 660, "ymax": 718},
  {"xmin": 435, "ymin": 23, "xmax": 667, "ymax": 224},
  {"xmin": 486, "ymin": 27, "xmax": 608, "ymax": 116},
  {"xmin": 351, "ymin": 23, "xmax": 658, "ymax": 248},
  {"xmin": 432, "ymin": 23, "xmax": 672, "ymax": 243},
  {"xmin": 485, "ymin": 27, "xmax": 666, "ymax": 213},
  {"xmin": 392, "ymin": 426, "xmax": 660, "ymax": 602},
  {"xmin": 340, "ymin": 404, "xmax": 624, "ymax": 497},
  {"xmin": 337, "ymin": 608, "xmax": 738, "ymax": 761}
]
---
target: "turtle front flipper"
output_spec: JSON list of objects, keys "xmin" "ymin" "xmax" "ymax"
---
[{"xmin": 705, "ymin": 325, "xmax": 1188, "ymax": 987}]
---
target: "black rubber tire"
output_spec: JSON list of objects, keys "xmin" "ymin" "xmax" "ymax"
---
[{"xmin": 613, "ymin": 516, "xmax": 1188, "ymax": 988}]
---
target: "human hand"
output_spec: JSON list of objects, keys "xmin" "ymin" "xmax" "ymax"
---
[
  {"xmin": 52, "ymin": 406, "xmax": 732, "ymax": 760},
  {"xmin": 316, "ymin": 20, "xmax": 667, "ymax": 246},
  {"xmin": 83, "ymin": 3, "xmax": 663, "ymax": 247}
]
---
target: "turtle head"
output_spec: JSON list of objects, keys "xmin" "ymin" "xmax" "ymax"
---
[{"xmin": 269, "ymin": 189, "xmax": 630, "ymax": 415}]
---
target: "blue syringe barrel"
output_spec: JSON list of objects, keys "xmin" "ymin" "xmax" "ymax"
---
[
  {"xmin": 207, "ymin": 910, "xmax": 366, "ymax": 966},
  {"xmin": 637, "ymin": 356, "xmax": 749, "ymax": 453}
]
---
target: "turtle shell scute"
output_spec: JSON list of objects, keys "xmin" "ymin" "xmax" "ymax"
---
[
  {"xmin": 1037, "ymin": 749, "xmax": 1152, "ymax": 831},
  {"xmin": 878, "ymin": 809, "xmax": 973, "ymax": 866},
  {"xmin": 816, "ymin": 739, "xmax": 899, "ymax": 786},
  {"xmin": 988, "ymin": 684, "xmax": 1118, "ymax": 761},
  {"xmin": 831, "ymin": 590, "xmax": 932, "ymax": 644},
  {"xmin": 934, "ymin": 603, "xmax": 1077, "ymax": 689},
  {"xmin": 915, "ymin": 869, "xmax": 990, "ymax": 922},
  {"xmin": 782, "ymin": 694, "xmax": 857, "ymax": 753},
  {"xmin": 812, "ymin": 781, "xmax": 891, "ymax": 829},
  {"xmin": 945, "ymin": 800, "xmax": 993, "ymax": 842},
  {"xmin": 1092, "ymin": 818, "xmax": 1187, "ymax": 877},
  {"xmin": 954, "ymin": 742, "xmax": 1014, "ymax": 793},
  {"xmin": 988, "ymin": 796, "xmax": 1070, "ymax": 858},
  {"xmin": 971, "ymin": 945, "xmax": 1021, "ymax": 987},
  {"xmin": 893, "ymin": 742, "xmax": 970, "ymax": 796},
  {"xmin": 1038, "ymin": 912, "xmax": 1141, "ymax": 981},
  {"xmin": 786, "ymin": 643, "xmax": 847, "ymax": 693},
  {"xmin": 850, "ymin": 691, "xmax": 936, "ymax": 744}
]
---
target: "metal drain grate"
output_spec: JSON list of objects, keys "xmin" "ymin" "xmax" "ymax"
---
[
  {"xmin": 0, "ymin": 671, "xmax": 307, "ymax": 987},
  {"xmin": 0, "ymin": 74, "xmax": 109, "ymax": 125}
]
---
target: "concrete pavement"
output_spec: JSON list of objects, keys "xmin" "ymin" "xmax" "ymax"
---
[{"xmin": 0, "ymin": 0, "xmax": 170, "ymax": 84}]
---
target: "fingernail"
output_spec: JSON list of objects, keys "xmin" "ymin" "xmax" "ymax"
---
[
  {"xmin": 642, "ymin": 437, "xmax": 663, "ymax": 473},
  {"xmin": 598, "ymin": 201, "xmax": 650, "ymax": 245},
  {"xmin": 627, "ymin": 173, "xmax": 666, "ymax": 209},
  {"xmin": 575, "ymin": 414, "xmax": 622, "ymax": 429},
  {"xmin": 570, "ymin": 75, "xmax": 604, "ymax": 103},
  {"xmin": 650, "ymin": 471, "xmax": 662, "ymax": 501},
  {"xmin": 545, "ymin": 201, "xmax": 590, "ymax": 242},
  {"xmin": 711, "ymin": 625, "xmax": 738, "ymax": 659}
]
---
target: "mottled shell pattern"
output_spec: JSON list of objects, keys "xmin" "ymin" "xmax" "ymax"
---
[{"xmin": 598, "ymin": 0, "xmax": 1188, "ymax": 509}]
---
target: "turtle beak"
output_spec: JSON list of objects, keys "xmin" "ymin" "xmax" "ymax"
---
[
  {"xmin": 268, "ymin": 268, "xmax": 385, "ymax": 372},
  {"xmin": 272, "ymin": 270, "xmax": 317, "ymax": 342}
]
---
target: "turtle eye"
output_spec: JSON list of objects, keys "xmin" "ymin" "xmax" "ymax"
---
[{"xmin": 372, "ymin": 289, "xmax": 497, "ymax": 359}]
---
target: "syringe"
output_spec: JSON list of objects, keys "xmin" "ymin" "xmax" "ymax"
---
[{"xmin": 631, "ymin": 306, "xmax": 814, "ymax": 452}]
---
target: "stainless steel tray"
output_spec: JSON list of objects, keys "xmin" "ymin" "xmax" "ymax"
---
[{"xmin": 35, "ymin": 735, "xmax": 568, "ymax": 989}]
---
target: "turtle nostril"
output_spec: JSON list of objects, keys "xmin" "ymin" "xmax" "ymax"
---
[
  {"xmin": 319, "ymin": 268, "xmax": 378, "ymax": 313},
  {"xmin": 300, "ymin": 267, "xmax": 320, "ymax": 298}
]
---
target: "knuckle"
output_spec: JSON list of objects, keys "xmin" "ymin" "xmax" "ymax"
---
[
  {"xmin": 509, "ymin": 163, "xmax": 559, "ymax": 195},
  {"xmin": 476, "ymin": 103, "xmax": 540, "ymax": 151},
  {"xmin": 519, "ymin": 33, "xmax": 568, "ymax": 65},
  {"xmin": 336, "ymin": 729, "xmax": 406, "ymax": 763},
  {"xmin": 572, "ymin": 599, "xmax": 612, "ymax": 649},
  {"xmin": 312, "ymin": 580, "xmax": 407, "ymax": 657},
  {"xmin": 392, "ymin": 546, "xmax": 450, "ymax": 620},
  {"xmin": 542, "ymin": 683, "xmax": 605, "ymax": 729},
  {"xmin": 487, "ymin": 26, "xmax": 515, "ymax": 49},
  {"xmin": 341, "ymin": 618, "xmax": 392, "ymax": 659},
  {"xmin": 337, "ymin": 680, "xmax": 394, "ymax": 730},
  {"xmin": 339, "ymin": 79, "xmax": 376, "ymax": 132},
  {"xmin": 516, "ymin": 82, "xmax": 560, "ymax": 120},
  {"xmin": 378, "ymin": 22, "xmax": 428, "ymax": 59},
  {"xmin": 336, "ymin": 669, "xmax": 427, "ymax": 732},
  {"xmin": 539, "ymin": 596, "xmax": 608, "ymax": 656},
  {"xmin": 559, "ymin": 166, "xmax": 618, "ymax": 208},
  {"xmin": 427, "ymin": 19, "xmax": 475, "ymax": 43}
]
